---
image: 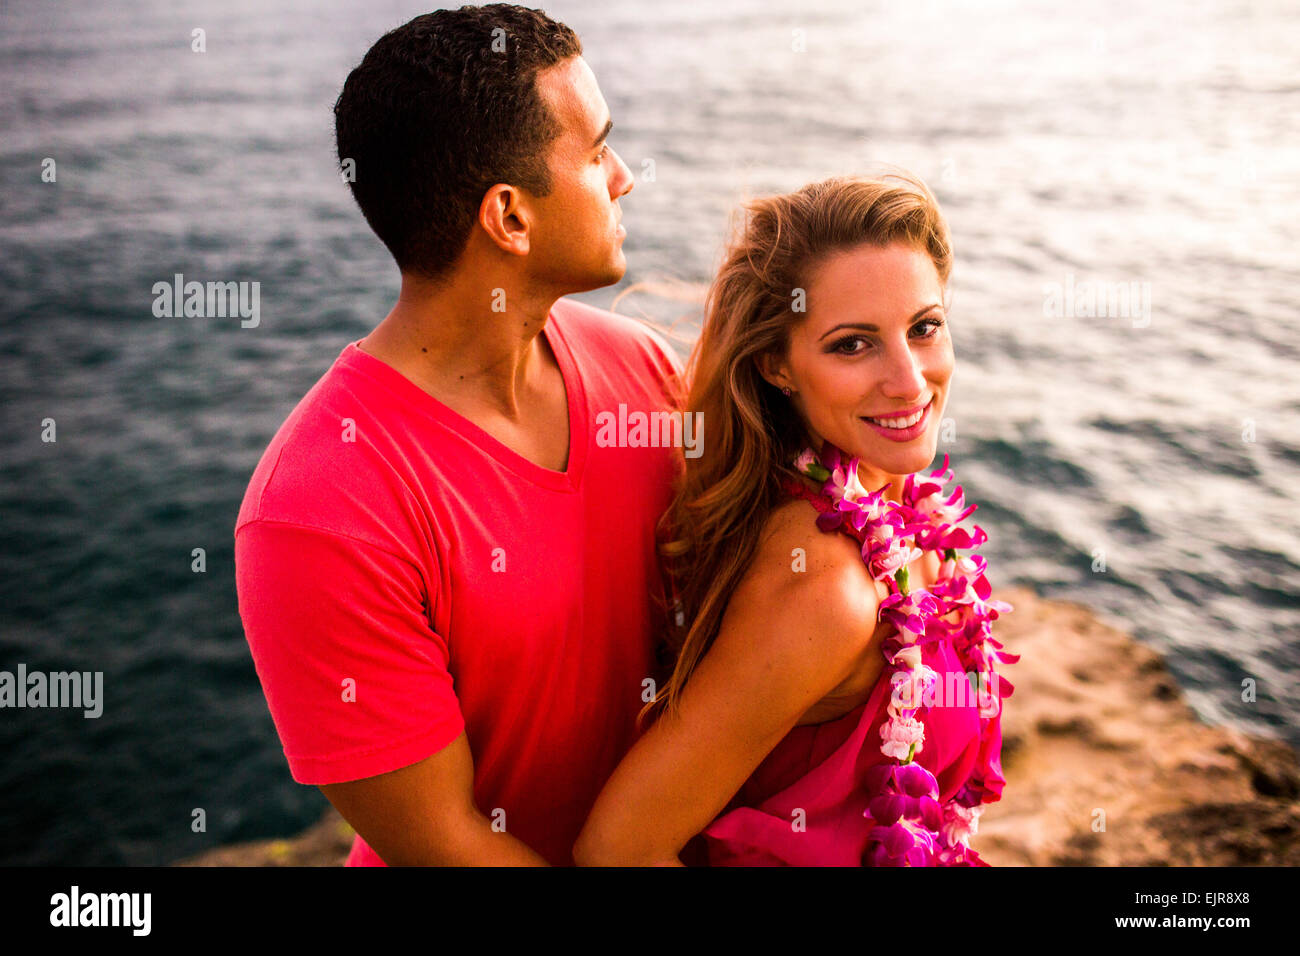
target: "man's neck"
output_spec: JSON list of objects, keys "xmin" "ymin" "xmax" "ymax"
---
[{"xmin": 359, "ymin": 268, "xmax": 561, "ymax": 421}]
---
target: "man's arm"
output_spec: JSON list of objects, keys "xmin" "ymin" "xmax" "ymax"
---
[
  {"xmin": 235, "ymin": 520, "xmax": 549, "ymax": 864},
  {"xmin": 319, "ymin": 732, "xmax": 549, "ymax": 866},
  {"xmin": 573, "ymin": 506, "xmax": 883, "ymax": 865}
]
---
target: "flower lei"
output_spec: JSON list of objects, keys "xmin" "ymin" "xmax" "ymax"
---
[{"xmin": 791, "ymin": 442, "xmax": 1019, "ymax": 866}]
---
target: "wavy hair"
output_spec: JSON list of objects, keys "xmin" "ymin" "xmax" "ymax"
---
[{"xmin": 640, "ymin": 169, "xmax": 953, "ymax": 728}]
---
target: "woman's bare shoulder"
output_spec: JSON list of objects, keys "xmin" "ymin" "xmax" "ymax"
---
[
  {"xmin": 728, "ymin": 498, "xmax": 885, "ymax": 649},
  {"xmin": 752, "ymin": 497, "xmax": 875, "ymax": 581}
]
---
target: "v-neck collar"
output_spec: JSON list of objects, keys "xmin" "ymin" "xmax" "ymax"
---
[{"xmin": 341, "ymin": 308, "xmax": 588, "ymax": 494}]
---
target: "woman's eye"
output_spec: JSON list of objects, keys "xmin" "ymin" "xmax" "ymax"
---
[
  {"xmin": 595, "ymin": 144, "xmax": 609, "ymax": 162},
  {"xmin": 830, "ymin": 319, "xmax": 944, "ymax": 355}
]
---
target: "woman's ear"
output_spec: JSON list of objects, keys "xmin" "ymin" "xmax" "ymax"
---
[{"xmin": 756, "ymin": 350, "xmax": 792, "ymax": 392}]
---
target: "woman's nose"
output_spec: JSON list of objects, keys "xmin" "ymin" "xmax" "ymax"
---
[{"xmin": 878, "ymin": 341, "xmax": 928, "ymax": 399}]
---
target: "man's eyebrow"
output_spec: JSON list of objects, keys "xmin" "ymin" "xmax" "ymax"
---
[
  {"xmin": 591, "ymin": 118, "xmax": 613, "ymax": 150},
  {"xmin": 817, "ymin": 304, "xmax": 943, "ymax": 341}
]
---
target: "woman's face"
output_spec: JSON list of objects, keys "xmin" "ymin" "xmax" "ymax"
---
[{"xmin": 760, "ymin": 241, "xmax": 954, "ymax": 501}]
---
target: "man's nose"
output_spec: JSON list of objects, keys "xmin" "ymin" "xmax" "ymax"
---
[{"xmin": 609, "ymin": 147, "xmax": 634, "ymax": 198}]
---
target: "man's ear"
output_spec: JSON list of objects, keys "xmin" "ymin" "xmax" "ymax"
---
[
  {"xmin": 478, "ymin": 184, "xmax": 531, "ymax": 258},
  {"xmin": 756, "ymin": 349, "xmax": 792, "ymax": 392}
]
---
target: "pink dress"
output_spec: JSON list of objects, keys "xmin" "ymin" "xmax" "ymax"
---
[{"xmin": 697, "ymin": 476, "xmax": 1008, "ymax": 866}]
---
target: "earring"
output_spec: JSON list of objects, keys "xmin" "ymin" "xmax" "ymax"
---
[{"xmin": 782, "ymin": 386, "xmax": 792, "ymax": 396}]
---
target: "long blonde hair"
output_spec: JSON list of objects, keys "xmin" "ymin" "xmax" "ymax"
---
[{"xmin": 640, "ymin": 169, "xmax": 953, "ymax": 728}]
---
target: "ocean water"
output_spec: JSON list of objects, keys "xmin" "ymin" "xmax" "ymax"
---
[{"xmin": 1, "ymin": 0, "xmax": 1297, "ymax": 864}]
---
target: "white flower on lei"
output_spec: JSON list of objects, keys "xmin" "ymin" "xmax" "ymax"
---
[
  {"xmin": 941, "ymin": 802, "xmax": 982, "ymax": 845},
  {"xmin": 880, "ymin": 714, "xmax": 926, "ymax": 760},
  {"xmin": 831, "ymin": 463, "xmax": 871, "ymax": 504}
]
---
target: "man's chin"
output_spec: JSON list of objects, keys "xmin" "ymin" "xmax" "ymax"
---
[
  {"xmin": 564, "ymin": 258, "xmax": 626, "ymax": 295},
  {"xmin": 600, "ymin": 249, "xmax": 628, "ymax": 285}
]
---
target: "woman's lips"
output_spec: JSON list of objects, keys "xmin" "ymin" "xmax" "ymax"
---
[{"xmin": 861, "ymin": 398, "xmax": 933, "ymax": 441}]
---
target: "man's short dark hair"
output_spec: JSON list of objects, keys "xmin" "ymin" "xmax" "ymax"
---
[{"xmin": 334, "ymin": 5, "xmax": 582, "ymax": 279}]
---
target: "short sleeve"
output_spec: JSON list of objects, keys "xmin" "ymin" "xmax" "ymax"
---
[
  {"xmin": 234, "ymin": 520, "xmax": 465, "ymax": 785},
  {"xmin": 644, "ymin": 322, "xmax": 686, "ymax": 380},
  {"xmin": 634, "ymin": 320, "xmax": 688, "ymax": 410}
]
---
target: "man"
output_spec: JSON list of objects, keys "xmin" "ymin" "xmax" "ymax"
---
[
  {"xmin": 234, "ymin": 6, "xmax": 684, "ymax": 865},
  {"xmin": 236, "ymin": 5, "xmax": 879, "ymax": 868}
]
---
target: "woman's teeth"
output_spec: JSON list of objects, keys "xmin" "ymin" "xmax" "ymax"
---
[{"xmin": 867, "ymin": 407, "xmax": 926, "ymax": 428}]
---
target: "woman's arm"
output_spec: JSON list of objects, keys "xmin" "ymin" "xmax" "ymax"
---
[{"xmin": 573, "ymin": 509, "xmax": 885, "ymax": 866}]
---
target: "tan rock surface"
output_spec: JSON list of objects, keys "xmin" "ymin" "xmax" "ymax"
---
[{"xmin": 977, "ymin": 587, "xmax": 1299, "ymax": 866}]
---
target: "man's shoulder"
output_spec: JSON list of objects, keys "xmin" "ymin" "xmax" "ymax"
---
[
  {"xmin": 234, "ymin": 349, "xmax": 416, "ymax": 546},
  {"xmin": 550, "ymin": 296, "xmax": 684, "ymax": 379}
]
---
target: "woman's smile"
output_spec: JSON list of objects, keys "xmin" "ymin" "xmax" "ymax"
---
[{"xmin": 861, "ymin": 396, "xmax": 934, "ymax": 442}]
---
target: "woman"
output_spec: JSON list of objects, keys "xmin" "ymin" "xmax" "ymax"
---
[{"xmin": 574, "ymin": 171, "xmax": 1018, "ymax": 866}]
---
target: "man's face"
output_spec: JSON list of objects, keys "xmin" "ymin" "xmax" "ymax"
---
[{"xmin": 526, "ymin": 56, "xmax": 634, "ymax": 292}]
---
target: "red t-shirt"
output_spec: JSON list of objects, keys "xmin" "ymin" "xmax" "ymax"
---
[{"xmin": 234, "ymin": 297, "xmax": 685, "ymax": 866}]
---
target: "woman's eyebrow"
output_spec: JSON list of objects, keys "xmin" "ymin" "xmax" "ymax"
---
[{"xmin": 591, "ymin": 117, "xmax": 613, "ymax": 149}]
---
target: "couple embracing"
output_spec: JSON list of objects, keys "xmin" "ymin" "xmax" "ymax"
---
[{"xmin": 235, "ymin": 4, "xmax": 1016, "ymax": 868}]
